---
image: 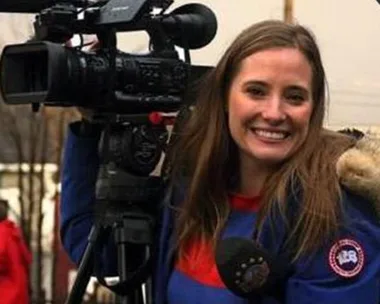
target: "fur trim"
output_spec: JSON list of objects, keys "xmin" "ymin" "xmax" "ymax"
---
[{"xmin": 336, "ymin": 136, "xmax": 380, "ymax": 219}]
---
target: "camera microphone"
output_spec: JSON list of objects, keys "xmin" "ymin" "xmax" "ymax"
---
[
  {"xmin": 215, "ymin": 237, "xmax": 291, "ymax": 301},
  {"xmin": 162, "ymin": 3, "xmax": 217, "ymax": 49}
]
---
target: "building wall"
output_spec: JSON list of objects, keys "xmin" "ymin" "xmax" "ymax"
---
[{"xmin": 0, "ymin": 13, "xmax": 34, "ymax": 46}]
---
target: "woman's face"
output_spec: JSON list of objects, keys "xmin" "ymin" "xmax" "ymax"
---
[{"xmin": 227, "ymin": 47, "xmax": 314, "ymax": 168}]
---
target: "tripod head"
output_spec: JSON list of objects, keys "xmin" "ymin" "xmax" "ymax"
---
[{"xmin": 83, "ymin": 112, "xmax": 173, "ymax": 300}]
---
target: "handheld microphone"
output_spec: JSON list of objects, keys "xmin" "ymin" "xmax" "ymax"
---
[{"xmin": 215, "ymin": 237, "xmax": 291, "ymax": 300}]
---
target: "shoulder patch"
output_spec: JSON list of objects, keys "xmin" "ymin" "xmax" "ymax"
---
[{"xmin": 328, "ymin": 238, "xmax": 365, "ymax": 278}]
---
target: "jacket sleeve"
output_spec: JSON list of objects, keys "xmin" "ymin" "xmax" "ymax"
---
[
  {"xmin": 60, "ymin": 121, "xmax": 117, "ymax": 274},
  {"xmin": 285, "ymin": 191, "xmax": 380, "ymax": 304}
]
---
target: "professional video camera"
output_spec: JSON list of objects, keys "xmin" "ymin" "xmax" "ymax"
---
[
  {"xmin": 0, "ymin": 1, "xmax": 217, "ymax": 304},
  {"xmin": 0, "ymin": 0, "xmax": 216, "ymax": 114}
]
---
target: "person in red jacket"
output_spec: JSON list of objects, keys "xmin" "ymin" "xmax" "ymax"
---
[{"xmin": 0, "ymin": 199, "xmax": 32, "ymax": 304}]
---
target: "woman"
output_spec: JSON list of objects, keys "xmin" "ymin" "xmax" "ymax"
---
[{"xmin": 60, "ymin": 20, "xmax": 380, "ymax": 303}]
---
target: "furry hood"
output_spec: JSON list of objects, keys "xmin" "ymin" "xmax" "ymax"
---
[{"xmin": 336, "ymin": 135, "xmax": 380, "ymax": 220}]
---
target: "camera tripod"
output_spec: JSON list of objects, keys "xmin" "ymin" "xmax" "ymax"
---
[{"xmin": 65, "ymin": 116, "xmax": 168, "ymax": 304}]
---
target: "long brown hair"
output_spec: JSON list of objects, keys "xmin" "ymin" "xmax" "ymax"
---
[{"xmin": 168, "ymin": 20, "xmax": 355, "ymax": 260}]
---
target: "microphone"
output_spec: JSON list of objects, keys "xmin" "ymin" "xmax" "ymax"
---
[
  {"xmin": 162, "ymin": 3, "xmax": 218, "ymax": 49},
  {"xmin": 215, "ymin": 237, "xmax": 291, "ymax": 300}
]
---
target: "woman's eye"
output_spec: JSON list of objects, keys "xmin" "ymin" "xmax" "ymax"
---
[
  {"xmin": 248, "ymin": 87, "xmax": 266, "ymax": 97},
  {"xmin": 286, "ymin": 94, "xmax": 305, "ymax": 104}
]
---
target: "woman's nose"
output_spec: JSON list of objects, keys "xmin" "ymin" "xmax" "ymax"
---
[{"xmin": 261, "ymin": 97, "xmax": 286, "ymax": 123}]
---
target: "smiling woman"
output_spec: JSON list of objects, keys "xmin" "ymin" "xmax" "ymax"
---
[
  {"xmin": 169, "ymin": 20, "xmax": 334, "ymax": 258},
  {"xmin": 59, "ymin": 20, "xmax": 380, "ymax": 304},
  {"xmin": 166, "ymin": 19, "xmax": 380, "ymax": 303},
  {"xmin": 227, "ymin": 48, "xmax": 313, "ymax": 188}
]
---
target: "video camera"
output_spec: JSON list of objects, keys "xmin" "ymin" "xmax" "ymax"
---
[
  {"xmin": 0, "ymin": 2, "xmax": 217, "ymax": 303},
  {"xmin": 0, "ymin": 0, "xmax": 216, "ymax": 114}
]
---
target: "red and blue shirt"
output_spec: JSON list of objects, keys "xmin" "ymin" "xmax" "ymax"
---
[{"xmin": 167, "ymin": 194, "xmax": 263, "ymax": 303}]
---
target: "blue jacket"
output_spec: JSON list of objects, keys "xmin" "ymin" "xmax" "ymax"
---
[{"xmin": 60, "ymin": 122, "xmax": 380, "ymax": 303}]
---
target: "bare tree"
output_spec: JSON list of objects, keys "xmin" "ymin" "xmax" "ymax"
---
[{"xmin": 0, "ymin": 100, "xmax": 78, "ymax": 303}]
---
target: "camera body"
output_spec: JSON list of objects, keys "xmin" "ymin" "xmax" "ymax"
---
[
  {"xmin": 0, "ymin": 0, "xmax": 217, "ymax": 114},
  {"xmin": 1, "ymin": 40, "xmax": 190, "ymax": 114}
]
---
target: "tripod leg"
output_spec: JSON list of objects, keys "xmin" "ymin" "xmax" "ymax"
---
[
  {"xmin": 116, "ymin": 240, "xmax": 145, "ymax": 304},
  {"xmin": 65, "ymin": 225, "xmax": 104, "ymax": 304},
  {"xmin": 143, "ymin": 278, "xmax": 153, "ymax": 304},
  {"xmin": 115, "ymin": 227, "xmax": 145, "ymax": 304},
  {"xmin": 117, "ymin": 241, "xmax": 132, "ymax": 304},
  {"xmin": 144, "ymin": 246, "xmax": 153, "ymax": 304}
]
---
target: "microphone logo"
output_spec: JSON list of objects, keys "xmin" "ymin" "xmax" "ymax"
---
[
  {"xmin": 215, "ymin": 237, "xmax": 289, "ymax": 299},
  {"xmin": 236, "ymin": 258, "xmax": 270, "ymax": 292}
]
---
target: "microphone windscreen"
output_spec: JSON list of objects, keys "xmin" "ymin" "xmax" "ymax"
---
[
  {"xmin": 162, "ymin": 3, "xmax": 217, "ymax": 49},
  {"xmin": 215, "ymin": 237, "xmax": 288, "ymax": 299}
]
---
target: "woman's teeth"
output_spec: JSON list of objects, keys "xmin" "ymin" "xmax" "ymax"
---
[{"xmin": 254, "ymin": 129, "xmax": 288, "ymax": 139}]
